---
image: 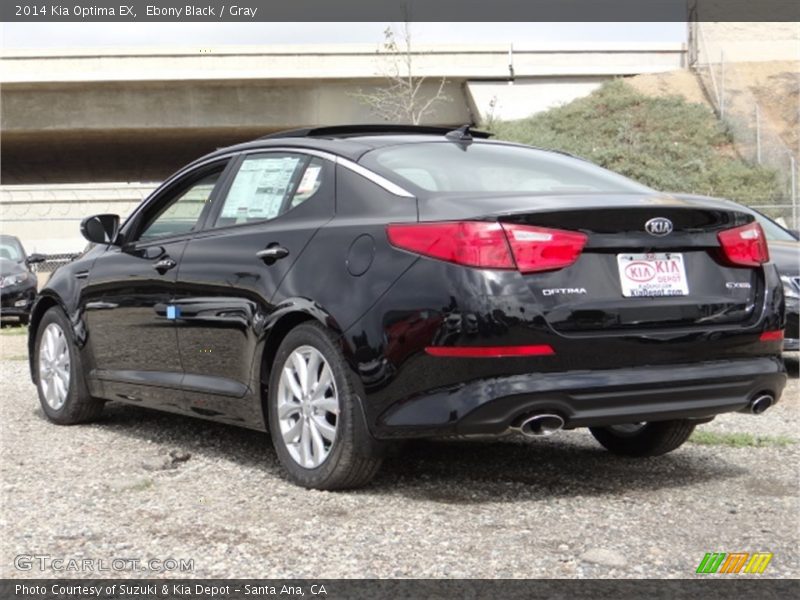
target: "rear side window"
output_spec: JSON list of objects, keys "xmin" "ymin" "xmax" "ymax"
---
[
  {"xmin": 213, "ymin": 153, "xmax": 325, "ymax": 228},
  {"xmin": 361, "ymin": 142, "xmax": 652, "ymax": 195}
]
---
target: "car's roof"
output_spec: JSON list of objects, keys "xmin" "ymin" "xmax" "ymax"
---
[{"xmin": 188, "ymin": 125, "xmax": 524, "ymax": 170}]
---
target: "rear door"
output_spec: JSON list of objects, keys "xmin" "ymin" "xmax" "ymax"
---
[{"xmin": 173, "ymin": 151, "xmax": 335, "ymax": 417}]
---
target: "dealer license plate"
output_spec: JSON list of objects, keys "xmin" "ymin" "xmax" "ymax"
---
[{"xmin": 617, "ymin": 253, "xmax": 689, "ymax": 297}]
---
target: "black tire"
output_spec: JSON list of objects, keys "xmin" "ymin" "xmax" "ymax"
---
[
  {"xmin": 589, "ymin": 420, "xmax": 696, "ymax": 457},
  {"xmin": 34, "ymin": 306, "xmax": 104, "ymax": 425},
  {"xmin": 267, "ymin": 321, "xmax": 382, "ymax": 490}
]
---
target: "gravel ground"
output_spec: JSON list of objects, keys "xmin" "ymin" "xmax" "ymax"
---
[{"xmin": 1, "ymin": 328, "xmax": 798, "ymax": 579}]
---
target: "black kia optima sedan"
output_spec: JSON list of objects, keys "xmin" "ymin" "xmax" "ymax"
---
[{"xmin": 28, "ymin": 125, "xmax": 787, "ymax": 489}]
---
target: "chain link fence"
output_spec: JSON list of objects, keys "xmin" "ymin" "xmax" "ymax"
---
[
  {"xmin": 692, "ymin": 23, "xmax": 799, "ymax": 229},
  {"xmin": 28, "ymin": 253, "xmax": 81, "ymax": 273}
]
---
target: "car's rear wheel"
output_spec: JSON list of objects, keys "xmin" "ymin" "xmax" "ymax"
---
[
  {"xmin": 34, "ymin": 307, "xmax": 104, "ymax": 424},
  {"xmin": 267, "ymin": 322, "xmax": 382, "ymax": 490},
  {"xmin": 589, "ymin": 420, "xmax": 696, "ymax": 457}
]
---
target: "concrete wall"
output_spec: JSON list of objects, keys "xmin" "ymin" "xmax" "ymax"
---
[
  {"xmin": 0, "ymin": 183, "xmax": 155, "ymax": 253},
  {"xmin": 1, "ymin": 42, "xmax": 685, "ymax": 183}
]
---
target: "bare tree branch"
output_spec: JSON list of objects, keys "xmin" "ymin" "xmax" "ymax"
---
[{"xmin": 350, "ymin": 22, "xmax": 451, "ymax": 125}]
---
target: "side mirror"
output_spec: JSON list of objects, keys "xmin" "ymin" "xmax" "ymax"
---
[
  {"xmin": 25, "ymin": 253, "xmax": 45, "ymax": 265},
  {"xmin": 80, "ymin": 214, "xmax": 120, "ymax": 245}
]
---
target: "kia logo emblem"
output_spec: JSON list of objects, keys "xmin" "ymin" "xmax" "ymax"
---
[{"xmin": 645, "ymin": 217, "xmax": 673, "ymax": 236}]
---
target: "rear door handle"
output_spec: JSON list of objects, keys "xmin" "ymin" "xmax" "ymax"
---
[
  {"xmin": 153, "ymin": 258, "xmax": 177, "ymax": 273},
  {"xmin": 256, "ymin": 246, "xmax": 289, "ymax": 261}
]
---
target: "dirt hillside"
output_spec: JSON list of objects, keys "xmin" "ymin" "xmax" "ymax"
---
[{"xmin": 627, "ymin": 61, "xmax": 799, "ymax": 154}]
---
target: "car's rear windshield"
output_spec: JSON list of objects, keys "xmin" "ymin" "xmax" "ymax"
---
[{"xmin": 361, "ymin": 142, "xmax": 653, "ymax": 195}]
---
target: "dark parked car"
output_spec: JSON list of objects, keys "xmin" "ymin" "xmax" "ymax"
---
[
  {"xmin": 0, "ymin": 235, "xmax": 43, "ymax": 324},
  {"xmin": 28, "ymin": 126, "xmax": 787, "ymax": 489},
  {"xmin": 752, "ymin": 213, "xmax": 798, "ymax": 352}
]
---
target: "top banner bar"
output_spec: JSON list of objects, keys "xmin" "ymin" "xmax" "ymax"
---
[{"xmin": 2, "ymin": 0, "xmax": 799, "ymax": 22}]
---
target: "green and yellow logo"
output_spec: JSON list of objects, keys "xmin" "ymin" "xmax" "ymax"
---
[{"xmin": 696, "ymin": 552, "xmax": 773, "ymax": 574}]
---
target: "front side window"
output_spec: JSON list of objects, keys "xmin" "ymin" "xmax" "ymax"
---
[
  {"xmin": 361, "ymin": 142, "xmax": 653, "ymax": 195},
  {"xmin": 213, "ymin": 154, "xmax": 325, "ymax": 228},
  {"xmin": 138, "ymin": 171, "xmax": 221, "ymax": 242}
]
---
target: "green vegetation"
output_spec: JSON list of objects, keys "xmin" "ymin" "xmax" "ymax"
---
[
  {"xmin": 0, "ymin": 326, "xmax": 28, "ymax": 336},
  {"xmin": 690, "ymin": 430, "xmax": 795, "ymax": 448},
  {"xmin": 490, "ymin": 80, "xmax": 782, "ymax": 204}
]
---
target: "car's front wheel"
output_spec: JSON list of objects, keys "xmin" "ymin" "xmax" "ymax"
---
[
  {"xmin": 589, "ymin": 420, "xmax": 696, "ymax": 457},
  {"xmin": 267, "ymin": 322, "xmax": 382, "ymax": 490},
  {"xmin": 34, "ymin": 307, "xmax": 104, "ymax": 424}
]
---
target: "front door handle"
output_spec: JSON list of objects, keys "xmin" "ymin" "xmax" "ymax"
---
[
  {"xmin": 256, "ymin": 246, "xmax": 289, "ymax": 262},
  {"xmin": 153, "ymin": 258, "xmax": 177, "ymax": 273}
]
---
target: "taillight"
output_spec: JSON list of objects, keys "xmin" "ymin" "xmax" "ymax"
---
[
  {"xmin": 717, "ymin": 222, "xmax": 769, "ymax": 267},
  {"xmin": 385, "ymin": 221, "xmax": 514, "ymax": 269},
  {"xmin": 501, "ymin": 223, "xmax": 587, "ymax": 273},
  {"xmin": 386, "ymin": 222, "xmax": 587, "ymax": 273}
]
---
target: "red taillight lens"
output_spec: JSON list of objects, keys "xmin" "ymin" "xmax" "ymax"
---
[
  {"xmin": 386, "ymin": 221, "xmax": 514, "ymax": 270},
  {"xmin": 387, "ymin": 222, "xmax": 587, "ymax": 273},
  {"xmin": 760, "ymin": 330, "xmax": 784, "ymax": 342},
  {"xmin": 717, "ymin": 222, "xmax": 769, "ymax": 267},
  {"xmin": 501, "ymin": 223, "xmax": 588, "ymax": 273},
  {"xmin": 425, "ymin": 344, "xmax": 555, "ymax": 358}
]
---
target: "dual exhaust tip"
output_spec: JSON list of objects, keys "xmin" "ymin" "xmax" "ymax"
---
[
  {"xmin": 515, "ymin": 393, "xmax": 774, "ymax": 436},
  {"xmin": 515, "ymin": 413, "xmax": 565, "ymax": 437}
]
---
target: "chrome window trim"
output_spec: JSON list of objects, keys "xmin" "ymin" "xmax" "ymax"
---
[
  {"xmin": 125, "ymin": 146, "xmax": 415, "ymax": 232},
  {"xmin": 335, "ymin": 156, "xmax": 416, "ymax": 198}
]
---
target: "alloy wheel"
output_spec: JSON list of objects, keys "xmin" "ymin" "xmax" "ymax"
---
[
  {"xmin": 277, "ymin": 345, "xmax": 340, "ymax": 469},
  {"xmin": 38, "ymin": 322, "xmax": 71, "ymax": 410}
]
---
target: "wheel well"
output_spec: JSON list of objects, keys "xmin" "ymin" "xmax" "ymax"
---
[
  {"xmin": 259, "ymin": 312, "xmax": 315, "ymax": 420},
  {"xmin": 27, "ymin": 296, "xmax": 59, "ymax": 378}
]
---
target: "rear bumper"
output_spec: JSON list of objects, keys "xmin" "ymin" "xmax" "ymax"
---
[{"xmin": 375, "ymin": 356, "xmax": 787, "ymax": 438}]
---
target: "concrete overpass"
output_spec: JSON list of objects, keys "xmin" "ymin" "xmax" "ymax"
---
[{"xmin": 1, "ymin": 43, "xmax": 685, "ymax": 183}]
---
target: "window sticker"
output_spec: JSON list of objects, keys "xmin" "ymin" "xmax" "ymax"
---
[
  {"xmin": 220, "ymin": 156, "xmax": 301, "ymax": 222},
  {"xmin": 296, "ymin": 165, "xmax": 322, "ymax": 195}
]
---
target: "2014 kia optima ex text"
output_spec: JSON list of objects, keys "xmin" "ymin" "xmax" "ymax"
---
[{"xmin": 28, "ymin": 125, "xmax": 787, "ymax": 489}]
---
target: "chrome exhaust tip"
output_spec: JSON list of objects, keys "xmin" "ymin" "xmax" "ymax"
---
[
  {"xmin": 749, "ymin": 394, "xmax": 774, "ymax": 415},
  {"xmin": 517, "ymin": 414, "xmax": 565, "ymax": 437}
]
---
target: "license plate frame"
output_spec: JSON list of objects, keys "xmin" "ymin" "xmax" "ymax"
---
[{"xmin": 617, "ymin": 252, "xmax": 689, "ymax": 298}]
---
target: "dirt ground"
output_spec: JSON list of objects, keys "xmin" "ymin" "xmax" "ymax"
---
[{"xmin": 1, "ymin": 325, "xmax": 798, "ymax": 578}]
